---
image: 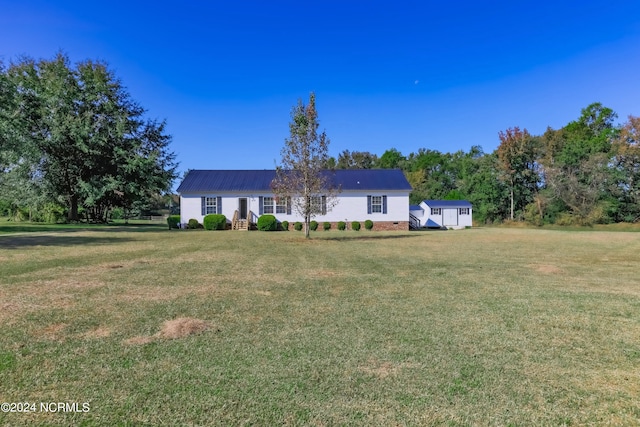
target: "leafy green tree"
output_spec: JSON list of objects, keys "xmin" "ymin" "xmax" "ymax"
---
[
  {"xmin": 336, "ymin": 150, "xmax": 378, "ymax": 169},
  {"xmin": 0, "ymin": 53, "xmax": 177, "ymax": 222},
  {"xmin": 542, "ymin": 103, "xmax": 618, "ymax": 223},
  {"xmin": 611, "ymin": 115, "xmax": 640, "ymax": 222},
  {"xmin": 402, "ymin": 149, "xmax": 457, "ymax": 202},
  {"xmin": 462, "ymin": 152, "xmax": 509, "ymax": 223},
  {"xmin": 272, "ymin": 92, "xmax": 340, "ymax": 238},
  {"xmin": 497, "ymin": 127, "xmax": 540, "ymax": 220},
  {"xmin": 376, "ymin": 148, "xmax": 404, "ymax": 169}
]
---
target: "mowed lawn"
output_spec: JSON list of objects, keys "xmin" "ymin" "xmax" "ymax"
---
[{"xmin": 0, "ymin": 227, "xmax": 639, "ymax": 426}]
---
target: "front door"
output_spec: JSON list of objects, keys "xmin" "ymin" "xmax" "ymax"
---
[{"xmin": 239, "ymin": 198, "xmax": 248, "ymax": 220}]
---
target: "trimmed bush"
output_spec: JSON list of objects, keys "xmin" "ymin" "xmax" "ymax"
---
[
  {"xmin": 309, "ymin": 220, "xmax": 318, "ymax": 231},
  {"xmin": 187, "ymin": 218, "xmax": 201, "ymax": 229},
  {"xmin": 323, "ymin": 221, "xmax": 331, "ymax": 231},
  {"xmin": 281, "ymin": 220, "xmax": 289, "ymax": 231},
  {"xmin": 294, "ymin": 221, "xmax": 303, "ymax": 231},
  {"xmin": 364, "ymin": 219, "xmax": 374, "ymax": 230},
  {"xmin": 167, "ymin": 215, "xmax": 180, "ymax": 229},
  {"xmin": 351, "ymin": 221, "xmax": 361, "ymax": 231},
  {"xmin": 337, "ymin": 221, "xmax": 346, "ymax": 231},
  {"xmin": 203, "ymin": 214, "xmax": 226, "ymax": 230},
  {"xmin": 257, "ymin": 214, "xmax": 278, "ymax": 231}
]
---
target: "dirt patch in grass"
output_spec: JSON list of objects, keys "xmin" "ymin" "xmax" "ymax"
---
[
  {"xmin": 34, "ymin": 323, "xmax": 67, "ymax": 341},
  {"xmin": 358, "ymin": 358, "xmax": 421, "ymax": 379},
  {"xmin": 123, "ymin": 317, "xmax": 211, "ymax": 345},
  {"xmin": 159, "ymin": 317, "xmax": 210, "ymax": 339},
  {"xmin": 529, "ymin": 264, "xmax": 563, "ymax": 274}
]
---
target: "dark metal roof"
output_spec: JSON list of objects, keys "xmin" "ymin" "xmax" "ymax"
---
[
  {"xmin": 409, "ymin": 205, "xmax": 423, "ymax": 211},
  {"xmin": 177, "ymin": 169, "xmax": 412, "ymax": 193},
  {"xmin": 422, "ymin": 199, "xmax": 472, "ymax": 208}
]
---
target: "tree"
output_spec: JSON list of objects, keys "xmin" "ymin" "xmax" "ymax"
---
[
  {"xmin": 272, "ymin": 92, "xmax": 339, "ymax": 238},
  {"xmin": 376, "ymin": 148, "xmax": 404, "ymax": 169},
  {"xmin": 0, "ymin": 53, "xmax": 177, "ymax": 222},
  {"xmin": 541, "ymin": 103, "xmax": 618, "ymax": 224},
  {"xmin": 335, "ymin": 150, "xmax": 378, "ymax": 169},
  {"xmin": 611, "ymin": 115, "xmax": 640, "ymax": 221},
  {"xmin": 496, "ymin": 127, "xmax": 540, "ymax": 220}
]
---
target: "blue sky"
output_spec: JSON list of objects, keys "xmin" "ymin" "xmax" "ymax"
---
[{"xmin": 2, "ymin": 1, "xmax": 640, "ymax": 179}]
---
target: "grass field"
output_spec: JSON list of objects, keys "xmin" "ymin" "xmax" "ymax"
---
[{"xmin": 1, "ymin": 226, "xmax": 639, "ymax": 426}]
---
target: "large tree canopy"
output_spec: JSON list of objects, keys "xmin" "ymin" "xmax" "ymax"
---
[{"xmin": 0, "ymin": 52, "xmax": 177, "ymax": 222}]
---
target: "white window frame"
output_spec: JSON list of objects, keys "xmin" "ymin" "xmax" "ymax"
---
[
  {"xmin": 431, "ymin": 207, "xmax": 441, "ymax": 215},
  {"xmin": 205, "ymin": 197, "xmax": 217, "ymax": 215},
  {"xmin": 459, "ymin": 208, "xmax": 470, "ymax": 215},
  {"xmin": 371, "ymin": 196, "xmax": 383, "ymax": 213},
  {"xmin": 263, "ymin": 196, "xmax": 274, "ymax": 214},
  {"xmin": 275, "ymin": 197, "xmax": 287, "ymax": 214}
]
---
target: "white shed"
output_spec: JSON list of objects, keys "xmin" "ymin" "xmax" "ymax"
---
[{"xmin": 410, "ymin": 200, "xmax": 472, "ymax": 229}]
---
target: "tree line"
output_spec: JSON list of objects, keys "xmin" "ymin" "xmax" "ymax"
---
[
  {"xmin": 0, "ymin": 53, "xmax": 178, "ymax": 222},
  {"xmin": 1, "ymin": 52, "xmax": 637, "ymax": 227},
  {"xmin": 326, "ymin": 103, "xmax": 640, "ymax": 225}
]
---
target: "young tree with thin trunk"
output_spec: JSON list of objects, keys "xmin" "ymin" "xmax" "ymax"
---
[{"xmin": 272, "ymin": 93, "xmax": 339, "ymax": 238}]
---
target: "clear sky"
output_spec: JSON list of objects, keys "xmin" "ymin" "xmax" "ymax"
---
[{"xmin": 2, "ymin": 1, "xmax": 640, "ymax": 179}]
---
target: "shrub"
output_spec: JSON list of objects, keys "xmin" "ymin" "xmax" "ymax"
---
[
  {"xmin": 294, "ymin": 221, "xmax": 303, "ymax": 231},
  {"xmin": 351, "ymin": 221, "xmax": 361, "ymax": 231},
  {"xmin": 337, "ymin": 221, "xmax": 346, "ymax": 231},
  {"xmin": 203, "ymin": 214, "xmax": 226, "ymax": 230},
  {"xmin": 41, "ymin": 203, "xmax": 66, "ymax": 223},
  {"xmin": 167, "ymin": 215, "xmax": 181, "ymax": 229},
  {"xmin": 281, "ymin": 220, "xmax": 289, "ymax": 231},
  {"xmin": 323, "ymin": 221, "xmax": 331, "ymax": 231},
  {"xmin": 364, "ymin": 219, "xmax": 374, "ymax": 230},
  {"xmin": 257, "ymin": 214, "xmax": 278, "ymax": 231},
  {"xmin": 309, "ymin": 220, "xmax": 318, "ymax": 231},
  {"xmin": 187, "ymin": 218, "xmax": 200, "ymax": 229}
]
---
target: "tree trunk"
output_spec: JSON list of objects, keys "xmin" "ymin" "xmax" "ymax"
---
[
  {"xmin": 305, "ymin": 213, "xmax": 310, "ymax": 239},
  {"xmin": 67, "ymin": 194, "xmax": 79, "ymax": 222},
  {"xmin": 510, "ymin": 184, "xmax": 514, "ymax": 221}
]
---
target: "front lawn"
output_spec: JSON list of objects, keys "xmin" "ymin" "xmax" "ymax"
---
[{"xmin": 1, "ymin": 228, "xmax": 639, "ymax": 425}]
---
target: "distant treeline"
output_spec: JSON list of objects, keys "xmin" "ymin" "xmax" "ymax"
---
[{"xmin": 326, "ymin": 103, "xmax": 640, "ymax": 225}]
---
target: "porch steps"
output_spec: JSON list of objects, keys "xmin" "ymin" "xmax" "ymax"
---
[{"xmin": 233, "ymin": 219, "xmax": 249, "ymax": 231}]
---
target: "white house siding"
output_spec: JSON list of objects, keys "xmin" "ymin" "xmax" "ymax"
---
[{"xmin": 180, "ymin": 190, "xmax": 409, "ymax": 227}]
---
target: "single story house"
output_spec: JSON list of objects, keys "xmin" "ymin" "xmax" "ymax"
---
[
  {"xmin": 410, "ymin": 200, "xmax": 472, "ymax": 229},
  {"xmin": 177, "ymin": 169, "xmax": 413, "ymax": 230}
]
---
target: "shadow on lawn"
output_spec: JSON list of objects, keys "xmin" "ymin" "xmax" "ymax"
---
[
  {"xmin": 320, "ymin": 233, "xmax": 422, "ymax": 242},
  {"xmin": 0, "ymin": 223, "xmax": 166, "ymax": 235},
  {"xmin": 0, "ymin": 234, "xmax": 137, "ymax": 249}
]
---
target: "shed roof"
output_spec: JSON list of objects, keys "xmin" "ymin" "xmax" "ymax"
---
[
  {"xmin": 177, "ymin": 169, "xmax": 412, "ymax": 193},
  {"xmin": 422, "ymin": 199, "xmax": 472, "ymax": 208}
]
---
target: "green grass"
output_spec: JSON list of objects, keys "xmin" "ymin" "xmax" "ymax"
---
[{"xmin": 1, "ymin": 228, "xmax": 639, "ymax": 425}]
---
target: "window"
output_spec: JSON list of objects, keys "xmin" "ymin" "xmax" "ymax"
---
[
  {"xmin": 367, "ymin": 195, "xmax": 387, "ymax": 214},
  {"xmin": 459, "ymin": 208, "xmax": 470, "ymax": 215},
  {"xmin": 370, "ymin": 196, "xmax": 382, "ymax": 213},
  {"xmin": 310, "ymin": 196, "xmax": 327, "ymax": 215},
  {"xmin": 275, "ymin": 197, "xmax": 287, "ymax": 214},
  {"xmin": 263, "ymin": 196, "xmax": 274, "ymax": 214},
  {"xmin": 205, "ymin": 197, "xmax": 217, "ymax": 214},
  {"xmin": 431, "ymin": 208, "xmax": 441, "ymax": 215},
  {"xmin": 260, "ymin": 196, "xmax": 290, "ymax": 215}
]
